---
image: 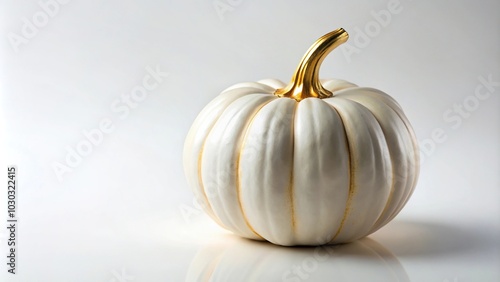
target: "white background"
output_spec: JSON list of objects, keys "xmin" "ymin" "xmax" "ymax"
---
[{"xmin": 0, "ymin": 0, "xmax": 499, "ymax": 281}]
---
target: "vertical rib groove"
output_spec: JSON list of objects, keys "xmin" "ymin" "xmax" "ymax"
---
[
  {"xmin": 289, "ymin": 101, "xmax": 299, "ymax": 236},
  {"xmin": 328, "ymin": 104, "xmax": 354, "ymax": 243},
  {"xmin": 236, "ymin": 98, "xmax": 277, "ymax": 239}
]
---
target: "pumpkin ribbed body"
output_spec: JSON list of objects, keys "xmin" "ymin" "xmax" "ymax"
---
[{"xmin": 183, "ymin": 78, "xmax": 419, "ymax": 246}]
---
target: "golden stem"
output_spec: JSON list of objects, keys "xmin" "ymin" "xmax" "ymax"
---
[{"xmin": 274, "ymin": 28, "xmax": 349, "ymax": 101}]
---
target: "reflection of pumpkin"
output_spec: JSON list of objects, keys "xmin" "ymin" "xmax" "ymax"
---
[
  {"xmin": 184, "ymin": 28, "xmax": 419, "ymax": 246},
  {"xmin": 185, "ymin": 235, "xmax": 409, "ymax": 282}
]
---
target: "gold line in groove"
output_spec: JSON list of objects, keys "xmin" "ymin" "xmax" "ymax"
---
[
  {"xmin": 236, "ymin": 97, "xmax": 277, "ymax": 239},
  {"xmin": 327, "ymin": 103, "xmax": 354, "ymax": 243},
  {"xmin": 383, "ymin": 105, "xmax": 420, "ymax": 223},
  {"xmin": 198, "ymin": 131, "xmax": 227, "ymax": 228},
  {"xmin": 197, "ymin": 96, "xmax": 261, "ymax": 228},
  {"xmin": 289, "ymin": 101, "xmax": 299, "ymax": 234},
  {"xmin": 363, "ymin": 107, "xmax": 396, "ymax": 232}
]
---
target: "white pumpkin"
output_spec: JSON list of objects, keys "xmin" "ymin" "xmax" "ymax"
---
[{"xmin": 183, "ymin": 28, "xmax": 419, "ymax": 246}]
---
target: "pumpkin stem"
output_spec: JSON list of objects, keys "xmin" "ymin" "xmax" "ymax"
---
[{"xmin": 274, "ymin": 28, "xmax": 349, "ymax": 101}]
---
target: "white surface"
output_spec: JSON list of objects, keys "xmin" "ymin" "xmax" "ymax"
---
[{"xmin": 0, "ymin": 0, "xmax": 499, "ymax": 281}]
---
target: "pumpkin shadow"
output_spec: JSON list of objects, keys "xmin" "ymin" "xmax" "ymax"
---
[
  {"xmin": 371, "ymin": 219, "xmax": 494, "ymax": 258},
  {"xmin": 185, "ymin": 234, "xmax": 409, "ymax": 282}
]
